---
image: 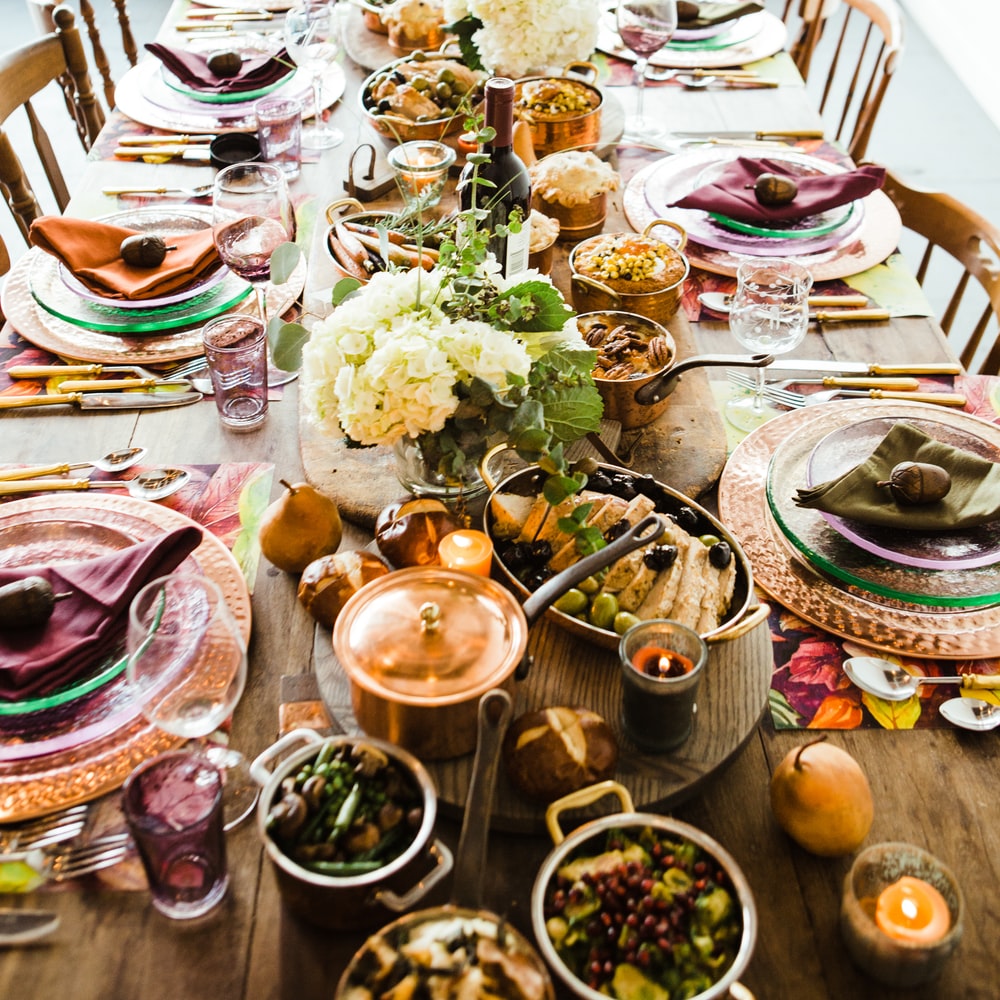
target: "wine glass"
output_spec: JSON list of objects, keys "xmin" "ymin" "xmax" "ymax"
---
[
  {"xmin": 212, "ymin": 161, "xmax": 298, "ymax": 386},
  {"xmin": 725, "ymin": 258, "xmax": 813, "ymax": 431},
  {"xmin": 126, "ymin": 574, "xmax": 258, "ymax": 832},
  {"xmin": 283, "ymin": 1, "xmax": 344, "ymax": 149},
  {"xmin": 616, "ymin": 0, "xmax": 678, "ymax": 131}
]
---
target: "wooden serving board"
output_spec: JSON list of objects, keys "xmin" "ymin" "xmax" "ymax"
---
[{"xmin": 313, "ymin": 611, "xmax": 773, "ymax": 833}]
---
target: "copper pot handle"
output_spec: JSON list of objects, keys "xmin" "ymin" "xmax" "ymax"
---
[
  {"xmin": 633, "ymin": 352, "xmax": 774, "ymax": 406},
  {"xmin": 325, "ymin": 196, "xmax": 365, "ymax": 225},
  {"xmin": 643, "ymin": 217, "xmax": 688, "ymax": 253},
  {"xmin": 563, "ymin": 59, "xmax": 599, "ymax": 83},
  {"xmin": 373, "ymin": 839, "xmax": 454, "ymax": 912},
  {"xmin": 544, "ymin": 780, "xmax": 635, "ymax": 846},
  {"xmin": 729, "ymin": 983, "xmax": 757, "ymax": 1000},
  {"xmin": 571, "ymin": 272, "xmax": 621, "ymax": 307},
  {"xmin": 708, "ymin": 603, "xmax": 771, "ymax": 645}
]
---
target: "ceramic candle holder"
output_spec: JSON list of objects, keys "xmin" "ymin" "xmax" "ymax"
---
[{"xmin": 840, "ymin": 842, "xmax": 964, "ymax": 987}]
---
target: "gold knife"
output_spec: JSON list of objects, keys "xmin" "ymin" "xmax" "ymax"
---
[
  {"xmin": 836, "ymin": 390, "xmax": 967, "ymax": 406},
  {"xmin": 55, "ymin": 378, "xmax": 192, "ymax": 393},
  {"xmin": 779, "ymin": 377, "xmax": 921, "ymax": 390},
  {"xmin": 768, "ymin": 360, "xmax": 964, "ymax": 376},
  {"xmin": 117, "ymin": 135, "xmax": 214, "ymax": 146},
  {"xmin": 813, "ymin": 309, "xmax": 890, "ymax": 323}
]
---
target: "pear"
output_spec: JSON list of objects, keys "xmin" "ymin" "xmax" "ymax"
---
[
  {"xmin": 259, "ymin": 479, "xmax": 343, "ymax": 573},
  {"xmin": 769, "ymin": 735, "xmax": 874, "ymax": 857}
]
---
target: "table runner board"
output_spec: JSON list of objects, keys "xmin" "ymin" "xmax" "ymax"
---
[{"xmin": 313, "ymin": 612, "xmax": 773, "ymax": 833}]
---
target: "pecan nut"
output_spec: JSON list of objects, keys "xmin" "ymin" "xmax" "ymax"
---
[{"xmin": 647, "ymin": 336, "xmax": 672, "ymax": 369}]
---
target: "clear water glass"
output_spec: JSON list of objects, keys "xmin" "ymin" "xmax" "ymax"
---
[{"xmin": 283, "ymin": 1, "xmax": 343, "ymax": 149}]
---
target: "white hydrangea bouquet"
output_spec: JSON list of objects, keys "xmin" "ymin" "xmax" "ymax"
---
[
  {"xmin": 300, "ymin": 199, "xmax": 604, "ymax": 491},
  {"xmin": 443, "ymin": 0, "xmax": 602, "ymax": 78}
]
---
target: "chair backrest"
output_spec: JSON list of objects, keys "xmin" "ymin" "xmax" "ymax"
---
[
  {"xmin": 0, "ymin": 4, "xmax": 104, "ymax": 241},
  {"xmin": 875, "ymin": 165, "xmax": 1000, "ymax": 375},
  {"xmin": 786, "ymin": 0, "xmax": 903, "ymax": 161},
  {"xmin": 0, "ymin": 232, "xmax": 9, "ymax": 324},
  {"xmin": 27, "ymin": 0, "xmax": 138, "ymax": 112}
]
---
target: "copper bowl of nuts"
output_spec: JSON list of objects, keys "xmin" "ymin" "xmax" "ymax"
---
[
  {"xmin": 569, "ymin": 220, "xmax": 689, "ymax": 325},
  {"xmin": 578, "ymin": 311, "xmax": 677, "ymax": 428}
]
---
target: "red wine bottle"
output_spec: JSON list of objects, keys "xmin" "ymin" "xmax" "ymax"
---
[{"xmin": 458, "ymin": 77, "xmax": 532, "ymax": 277}]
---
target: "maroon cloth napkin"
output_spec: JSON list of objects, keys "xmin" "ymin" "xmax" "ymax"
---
[
  {"xmin": 672, "ymin": 158, "xmax": 886, "ymax": 224},
  {"xmin": 678, "ymin": 2, "xmax": 764, "ymax": 28},
  {"xmin": 145, "ymin": 43, "xmax": 291, "ymax": 94},
  {"xmin": 0, "ymin": 526, "xmax": 201, "ymax": 700}
]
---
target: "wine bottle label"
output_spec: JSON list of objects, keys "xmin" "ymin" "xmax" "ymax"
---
[{"xmin": 505, "ymin": 214, "xmax": 531, "ymax": 277}]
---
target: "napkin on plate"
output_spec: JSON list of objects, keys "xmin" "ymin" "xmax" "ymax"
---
[
  {"xmin": 29, "ymin": 216, "xmax": 221, "ymax": 301},
  {"xmin": 0, "ymin": 526, "xmax": 202, "ymax": 701},
  {"xmin": 145, "ymin": 43, "xmax": 291, "ymax": 95},
  {"xmin": 671, "ymin": 158, "xmax": 886, "ymax": 224},
  {"xmin": 794, "ymin": 421, "xmax": 1000, "ymax": 531},
  {"xmin": 677, "ymin": 2, "xmax": 764, "ymax": 28}
]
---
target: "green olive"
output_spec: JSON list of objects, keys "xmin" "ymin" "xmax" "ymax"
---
[
  {"xmin": 554, "ymin": 588, "xmax": 588, "ymax": 615},
  {"xmin": 435, "ymin": 81, "xmax": 453, "ymax": 101},
  {"xmin": 437, "ymin": 67, "xmax": 455, "ymax": 84},
  {"xmin": 411, "ymin": 75, "xmax": 430, "ymax": 91},
  {"xmin": 614, "ymin": 611, "xmax": 642, "ymax": 636},
  {"xmin": 410, "ymin": 50, "xmax": 428, "ymax": 61},
  {"xmin": 698, "ymin": 533, "xmax": 721, "ymax": 547},
  {"xmin": 577, "ymin": 575, "xmax": 601, "ymax": 595},
  {"xmin": 588, "ymin": 593, "xmax": 619, "ymax": 631}
]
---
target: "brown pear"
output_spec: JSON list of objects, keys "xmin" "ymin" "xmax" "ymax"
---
[{"xmin": 259, "ymin": 479, "xmax": 343, "ymax": 573}]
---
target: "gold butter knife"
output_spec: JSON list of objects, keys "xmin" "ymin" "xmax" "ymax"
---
[{"xmin": 55, "ymin": 378, "xmax": 192, "ymax": 393}]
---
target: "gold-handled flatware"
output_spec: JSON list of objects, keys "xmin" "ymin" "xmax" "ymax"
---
[
  {"xmin": 103, "ymin": 183, "xmax": 215, "ymax": 198},
  {"xmin": 10, "ymin": 363, "xmax": 157, "ymax": 380},
  {"xmin": 813, "ymin": 309, "xmax": 890, "ymax": 323},
  {"xmin": 113, "ymin": 145, "xmax": 213, "ymax": 162},
  {"xmin": 55, "ymin": 378, "xmax": 192, "ymax": 393},
  {"xmin": 116, "ymin": 134, "xmax": 214, "ymax": 146},
  {"xmin": 700, "ymin": 292, "xmax": 871, "ymax": 313},
  {"xmin": 0, "ymin": 447, "xmax": 148, "ymax": 482},
  {"xmin": 180, "ymin": 10, "xmax": 273, "ymax": 20},
  {"xmin": 727, "ymin": 372, "xmax": 967, "ymax": 408},
  {"xmin": 673, "ymin": 129, "xmax": 826, "ymax": 140},
  {"xmin": 0, "ymin": 391, "xmax": 203, "ymax": 411},
  {"xmin": 767, "ymin": 359, "xmax": 964, "ymax": 376},
  {"xmin": 766, "ymin": 376, "xmax": 921, "ymax": 390},
  {"xmin": 680, "ymin": 75, "xmax": 780, "ymax": 89},
  {"xmin": 0, "ymin": 468, "xmax": 191, "ymax": 501},
  {"xmin": 844, "ymin": 656, "xmax": 1000, "ymax": 702}
]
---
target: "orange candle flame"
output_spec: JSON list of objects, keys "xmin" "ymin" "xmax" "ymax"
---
[
  {"xmin": 875, "ymin": 875, "xmax": 951, "ymax": 945},
  {"xmin": 438, "ymin": 530, "xmax": 494, "ymax": 576}
]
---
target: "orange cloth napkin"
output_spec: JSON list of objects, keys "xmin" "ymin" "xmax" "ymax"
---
[
  {"xmin": 29, "ymin": 216, "xmax": 222, "ymax": 301},
  {"xmin": 671, "ymin": 159, "xmax": 886, "ymax": 224},
  {"xmin": 0, "ymin": 526, "xmax": 202, "ymax": 700}
]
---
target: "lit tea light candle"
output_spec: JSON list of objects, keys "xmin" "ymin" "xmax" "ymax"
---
[
  {"xmin": 875, "ymin": 876, "xmax": 951, "ymax": 945},
  {"xmin": 438, "ymin": 530, "xmax": 493, "ymax": 576}
]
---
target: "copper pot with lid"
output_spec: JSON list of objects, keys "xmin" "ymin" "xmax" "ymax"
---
[{"xmin": 331, "ymin": 515, "xmax": 666, "ymax": 760}]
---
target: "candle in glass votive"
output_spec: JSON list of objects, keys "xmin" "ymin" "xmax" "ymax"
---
[
  {"xmin": 438, "ymin": 530, "xmax": 493, "ymax": 576},
  {"xmin": 875, "ymin": 876, "xmax": 951, "ymax": 945}
]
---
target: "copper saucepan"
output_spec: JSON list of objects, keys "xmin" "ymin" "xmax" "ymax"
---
[{"xmin": 332, "ymin": 515, "xmax": 666, "ymax": 760}]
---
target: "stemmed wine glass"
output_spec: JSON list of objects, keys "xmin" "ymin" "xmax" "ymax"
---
[
  {"xmin": 616, "ymin": 0, "xmax": 678, "ymax": 131},
  {"xmin": 283, "ymin": 0, "xmax": 344, "ymax": 149},
  {"xmin": 725, "ymin": 257, "xmax": 813, "ymax": 431},
  {"xmin": 126, "ymin": 574, "xmax": 258, "ymax": 832},
  {"xmin": 212, "ymin": 161, "xmax": 298, "ymax": 386}
]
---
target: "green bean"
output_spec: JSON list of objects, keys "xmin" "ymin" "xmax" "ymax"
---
[
  {"xmin": 328, "ymin": 782, "xmax": 363, "ymax": 844},
  {"xmin": 303, "ymin": 859, "xmax": 384, "ymax": 877}
]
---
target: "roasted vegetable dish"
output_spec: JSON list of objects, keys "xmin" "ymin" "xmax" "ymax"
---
[
  {"xmin": 265, "ymin": 739, "xmax": 424, "ymax": 877},
  {"xmin": 542, "ymin": 826, "xmax": 743, "ymax": 1000},
  {"xmin": 362, "ymin": 54, "xmax": 486, "ymax": 124}
]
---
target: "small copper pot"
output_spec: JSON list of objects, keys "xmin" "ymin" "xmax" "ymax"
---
[
  {"xmin": 570, "ymin": 220, "xmax": 690, "ymax": 325},
  {"xmin": 534, "ymin": 190, "xmax": 608, "ymax": 241},
  {"xmin": 514, "ymin": 63, "xmax": 603, "ymax": 158}
]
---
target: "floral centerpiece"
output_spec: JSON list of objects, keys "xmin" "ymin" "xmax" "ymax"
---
[
  {"xmin": 443, "ymin": 0, "xmax": 602, "ymax": 78},
  {"xmin": 300, "ymin": 147, "xmax": 604, "ymax": 501}
]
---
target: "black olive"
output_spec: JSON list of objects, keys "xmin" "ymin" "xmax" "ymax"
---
[
  {"xmin": 521, "ymin": 569, "xmax": 551, "ymax": 590},
  {"xmin": 502, "ymin": 541, "xmax": 534, "ymax": 571},
  {"xmin": 604, "ymin": 519, "xmax": 630, "ymax": 542},
  {"xmin": 529, "ymin": 539, "xmax": 553, "ymax": 564},
  {"xmin": 709, "ymin": 540, "xmax": 733, "ymax": 569},
  {"xmin": 377, "ymin": 99, "xmax": 392, "ymax": 113},
  {"xmin": 588, "ymin": 471, "xmax": 614, "ymax": 492},
  {"xmin": 392, "ymin": 70, "xmax": 406, "ymax": 83},
  {"xmin": 643, "ymin": 544, "xmax": 678, "ymax": 571},
  {"xmin": 675, "ymin": 505, "xmax": 700, "ymax": 532}
]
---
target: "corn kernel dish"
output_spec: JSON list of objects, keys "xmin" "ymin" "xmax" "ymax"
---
[{"xmin": 572, "ymin": 234, "xmax": 687, "ymax": 295}]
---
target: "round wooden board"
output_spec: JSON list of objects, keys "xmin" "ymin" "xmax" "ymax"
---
[{"xmin": 313, "ymin": 611, "xmax": 772, "ymax": 833}]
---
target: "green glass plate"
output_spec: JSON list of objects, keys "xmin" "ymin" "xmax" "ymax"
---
[
  {"xmin": 0, "ymin": 654, "xmax": 125, "ymax": 717},
  {"xmin": 161, "ymin": 65, "xmax": 297, "ymax": 104},
  {"xmin": 709, "ymin": 200, "xmax": 855, "ymax": 239},
  {"xmin": 764, "ymin": 418, "xmax": 1000, "ymax": 609},
  {"xmin": 667, "ymin": 14, "xmax": 761, "ymax": 50}
]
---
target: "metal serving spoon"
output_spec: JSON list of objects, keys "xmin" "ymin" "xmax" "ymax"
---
[
  {"xmin": 843, "ymin": 656, "xmax": 1000, "ymax": 702},
  {"xmin": 0, "ymin": 447, "xmax": 148, "ymax": 482},
  {"xmin": 0, "ymin": 467, "xmax": 190, "ymax": 501},
  {"xmin": 938, "ymin": 698, "xmax": 1000, "ymax": 732}
]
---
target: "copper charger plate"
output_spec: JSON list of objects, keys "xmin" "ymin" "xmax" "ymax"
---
[
  {"xmin": 719, "ymin": 399, "xmax": 1000, "ymax": 659},
  {"xmin": 0, "ymin": 494, "xmax": 251, "ymax": 821}
]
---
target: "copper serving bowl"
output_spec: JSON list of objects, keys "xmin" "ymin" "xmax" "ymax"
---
[
  {"xmin": 577, "ymin": 310, "xmax": 677, "ymax": 428},
  {"xmin": 570, "ymin": 220, "xmax": 690, "ymax": 325},
  {"xmin": 481, "ymin": 459, "xmax": 759, "ymax": 649},
  {"xmin": 359, "ymin": 47, "xmax": 485, "ymax": 145},
  {"xmin": 513, "ymin": 62, "xmax": 603, "ymax": 158}
]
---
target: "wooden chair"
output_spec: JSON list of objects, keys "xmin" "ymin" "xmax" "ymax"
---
[
  {"xmin": 0, "ymin": 233, "xmax": 9, "ymax": 324},
  {"xmin": 27, "ymin": 0, "xmax": 138, "ymax": 112},
  {"xmin": 0, "ymin": 4, "xmax": 104, "ymax": 241},
  {"xmin": 781, "ymin": 0, "xmax": 903, "ymax": 160},
  {"xmin": 874, "ymin": 165, "xmax": 1000, "ymax": 375}
]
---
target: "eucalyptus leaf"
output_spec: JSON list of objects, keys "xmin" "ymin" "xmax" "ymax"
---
[
  {"xmin": 331, "ymin": 277, "xmax": 362, "ymax": 305},
  {"xmin": 268, "ymin": 320, "xmax": 309, "ymax": 372},
  {"xmin": 270, "ymin": 242, "xmax": 302, "ymax": 285}
]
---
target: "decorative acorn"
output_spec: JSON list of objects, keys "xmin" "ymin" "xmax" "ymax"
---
[
  {"xmin": 876, "ymin": 461, "xmax": 952, "ymax": 505},
  {"xmin": 207, "ymin": 50, "xmax": 244, "ymax": 78},
  {"xmin": 119, "ymin": 234, "xmax": 176, "ymax": 268},
  {"xmin": 747, "ymin": 173, "xmax": 798, "ymax": 206}
]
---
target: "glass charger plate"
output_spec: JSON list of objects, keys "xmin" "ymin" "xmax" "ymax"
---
[
  {"xmin": 667, "ymin": 13, "xmax": 763, "ymax": 49},
  {"xmin": 1, "ymin": 246, "xmax": 305, "ymax": 365},
  {"xmin": 624, "ymin": 149, "xmax": 899, "ymax": 281},
  {"xmin": 805, "ymin": 416, "xmax": 1000, "ymax": 569},
  {"xmin": 633, "ymin": 146, "xmax": 865, "ymax": 256},
  {"xmin": 597, "ymin": 7, "xmax": 786, "ymax": 68},
  {"xmin": 765, "ymin": 416, "xmax": 1000, "ymax": 607},
  {"xmin": 0, "ymin": 494, "xmax": 251, "ymax": 820},
  {"xmin": 60, "ymin": 259, "xmax": 228, "ymax": 310},
  {"xmin": 116, "ymin": 58, "xmax": 344, "ymax": 133},
  {"xmin": 718, "ymin": 399, "xmax": 1000, "ymax": 659},
  {"xmin": 161, "ymin": 64, "xmax": 297, "ymax": 105},
  {"xmin": 30, "ymin": 208, "xmax": 251, "ymax": 334}
]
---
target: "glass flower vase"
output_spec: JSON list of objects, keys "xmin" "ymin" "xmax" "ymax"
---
[{"xmin": 393, "ymin": 434, "xmax": 488, "ymax": 502}]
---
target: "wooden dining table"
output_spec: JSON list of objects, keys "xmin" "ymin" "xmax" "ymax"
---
[{"xmin": 1, "ymin": 4, "xmax": 997, "ymax": 1000}]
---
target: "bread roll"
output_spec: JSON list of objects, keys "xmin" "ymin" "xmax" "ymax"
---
[
  {"xmin": 297, "ymin": 550, "xmax": 390, "ymax": 629},
  {"xmin": 503, "ymin": 706, "xmax": 618, "ymax": 802}
]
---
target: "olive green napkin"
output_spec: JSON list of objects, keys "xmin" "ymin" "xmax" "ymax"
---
[{"xmin": 794, "ymin": 421, "xmax": 1000, "ymax": 530}]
